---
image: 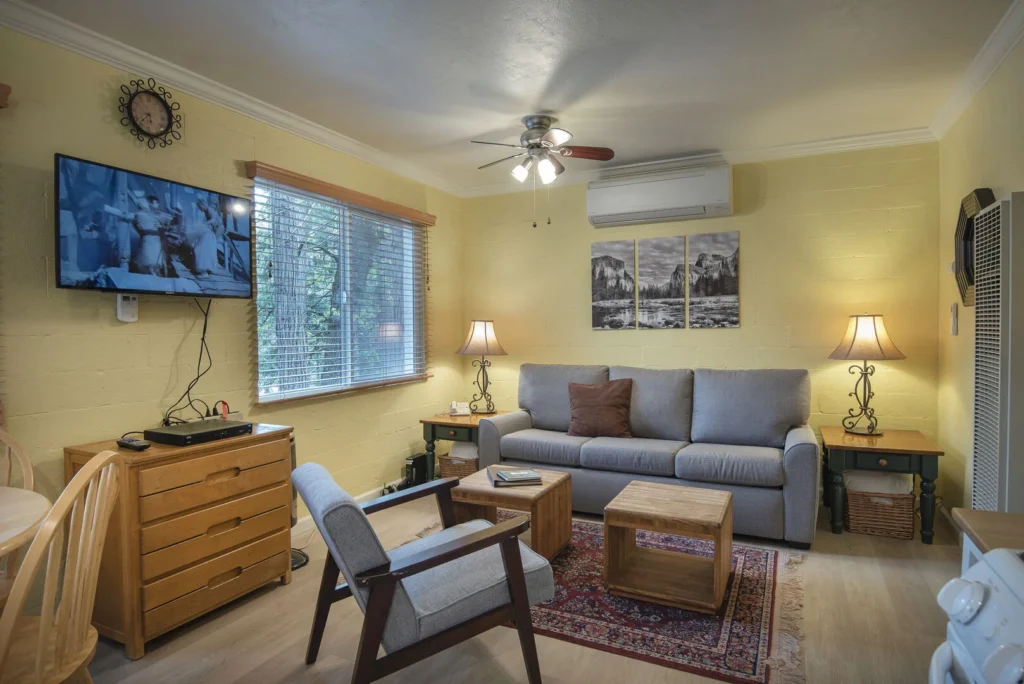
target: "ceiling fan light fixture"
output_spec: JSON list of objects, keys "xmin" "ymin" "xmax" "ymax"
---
[
  {"xmin": 511, "ymin": 158, "xmax": 533, "ymax": 182},
  {"xmin": 538, "ymin": 154, "xmax": 565, "ymax": 185}
]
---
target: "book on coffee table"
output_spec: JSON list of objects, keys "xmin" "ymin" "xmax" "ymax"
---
[{"xmin": 486, "ymin": 465, "xmax": 542, "ymax": 487}]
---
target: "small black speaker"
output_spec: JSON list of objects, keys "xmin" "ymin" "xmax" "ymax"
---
[{"xmin": 404, "ymin": 453, "xmax": 428, "ymax": 488}]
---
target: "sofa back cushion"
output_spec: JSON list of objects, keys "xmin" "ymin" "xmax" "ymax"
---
[
  {"xmin": 609, "ymin": 366, "xmax": 694, "ymax": 442},
  {"xmin": 519, "ymin": 364, "xmax": 610, "ymax": 431},
  {"xmin": 567, "ymin": 379, "xmax": 633, "ymax": 438},
  {"xmin": 691, "ymin": 369, "xmax": 810, "ymax": 448}
]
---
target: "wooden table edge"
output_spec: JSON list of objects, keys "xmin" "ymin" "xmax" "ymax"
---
[{"xmin": 0, "ymin": 490, "xmax": 52, "ymax": 557}]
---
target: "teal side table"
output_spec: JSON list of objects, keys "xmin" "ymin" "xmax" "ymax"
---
[
  {"xmin": 419, "ymin": 412, "xmax": 507, "ymax": 480},
  {"xmin": 820, "ymin": 426, "xmax": 944, "ymax": 544}
]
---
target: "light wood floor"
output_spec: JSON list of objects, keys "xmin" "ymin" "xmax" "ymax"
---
[{"xmin": 89, "ymin": 499, "xmax": 960, "ymax": 684}]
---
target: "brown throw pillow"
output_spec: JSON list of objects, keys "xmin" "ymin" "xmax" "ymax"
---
[{"xmin": 567, "ymin": 379, "xmax": 633, "ymax": 438}]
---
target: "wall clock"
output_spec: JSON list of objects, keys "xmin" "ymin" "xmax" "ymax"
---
[
  {"xmin": 954, "ymin": 188, "xmax": 996, "ymax": 307},
  {"xmin": 118, "ymin": 78, "xmax": 182, "ymax": 149}
]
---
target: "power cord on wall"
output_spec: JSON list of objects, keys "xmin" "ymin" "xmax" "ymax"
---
[{"xmin": 162, "ymin": 298, "xmax": 215, "ymax": 426}]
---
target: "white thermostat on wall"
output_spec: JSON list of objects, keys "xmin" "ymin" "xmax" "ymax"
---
[{"xmin": 116, "ymin": 294, "xmax": 139, "ymax": 323}]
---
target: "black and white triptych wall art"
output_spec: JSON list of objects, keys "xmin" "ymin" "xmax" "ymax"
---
[{"xmin": 590, "ymin": 230, "xmax": 739, "ymax": 330}]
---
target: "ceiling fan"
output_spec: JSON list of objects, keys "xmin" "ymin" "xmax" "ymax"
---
[{"xmin": 472, "ymin": 115, "xmax": 615, "ymax": 184}]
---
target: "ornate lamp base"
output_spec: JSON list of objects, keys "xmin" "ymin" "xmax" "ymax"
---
[
  {"xmin": 470, "ymin": 356, "xmax": 496, "ymax": 414},
  {"xmin": 842, "ymin": 360, "xmax": 883, "ymax": 436}
]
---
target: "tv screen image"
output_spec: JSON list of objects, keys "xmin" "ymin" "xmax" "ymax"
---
[{"xmin": 55, "ymin": 154, "xmax": 253, "ymax": 298}]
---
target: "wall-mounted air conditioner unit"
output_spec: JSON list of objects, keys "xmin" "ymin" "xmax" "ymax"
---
[{"xmin": 587, "ymin": 163, "xmax": 732, "ymax": 227}]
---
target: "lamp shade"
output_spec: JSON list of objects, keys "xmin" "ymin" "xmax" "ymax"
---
[
  {"xmin": 829, "ymin": 314, "xmax": 906, "ymax": 361},
  {"xmin": 456, "ymin": 320, "xmax": 507, "ymax": 357}
]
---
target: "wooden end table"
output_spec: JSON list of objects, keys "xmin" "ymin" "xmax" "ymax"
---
[
  {"xmin": 450, "ymin": 468, "xmax": 571, "ymax": 560},
  {"xmin": 952, "ymin": 507, "xmax": 1024, "ymax": 573},
  {"xmin": 604, "ymin": 481, "xmax": 733, "ymax": 614},
  {"xmin": 420, "ymin": 412, "xmax": 507, "ymax": 480},
  {"xmin": 820, "ymin": 426, "xmax": 943, "ymax": 544}
]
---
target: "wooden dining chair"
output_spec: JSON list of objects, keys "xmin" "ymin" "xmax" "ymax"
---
[
  {"xmin": 0, "ymin": 429, "xmax": 36, "ymax": 607},
  {"xmin": 0, "ymin": 450, "xmax": 120, "ymax": 684}
]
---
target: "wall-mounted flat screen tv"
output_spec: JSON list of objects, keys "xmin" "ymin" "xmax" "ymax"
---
[{"xmin": 55, "ymin": 153, "xmax": 253, "ymax": 298}]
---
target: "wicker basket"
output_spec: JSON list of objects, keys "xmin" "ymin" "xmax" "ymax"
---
[
  {"xmin": 844, "ymin": 489, "xmax": 916, "ymax": 540},
  {"xmin": 438, "ymin": 452, "xmax": 479, "ymax": 479}
]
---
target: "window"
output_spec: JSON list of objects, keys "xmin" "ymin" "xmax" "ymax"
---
[{"xmin": 252, "ymin": 174, "xmax": 428, "ymax": 403}]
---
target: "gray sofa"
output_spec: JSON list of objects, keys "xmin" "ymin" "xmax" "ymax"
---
[{"xmin": 478, "ymin": 364, "xmax": 820, "ymax": 547}]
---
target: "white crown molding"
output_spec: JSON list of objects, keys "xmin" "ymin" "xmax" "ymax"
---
[
  {"xmin": 460, "ymin": 128, "xmax": 937, "ymax": 198},
  {"xmin": 0, "ymin": 0, "xmax": 464, "ymax": 197},
  {"xmin": 931, "ymin": 0, "xmax": 1024, "ymax": 137},
  {"xmin": 0, "ymin": 0, "xmax": 950, "ymax": 200}
]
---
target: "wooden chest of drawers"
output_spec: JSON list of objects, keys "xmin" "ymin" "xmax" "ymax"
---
[{"xmin": 64, "ymin": 424, "xmax": 293, "ymax": 659}]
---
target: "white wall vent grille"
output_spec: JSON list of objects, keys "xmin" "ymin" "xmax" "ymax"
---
[{"xmin": 971, "ymin": 202, "xmax": 1004, "ymax": 512}]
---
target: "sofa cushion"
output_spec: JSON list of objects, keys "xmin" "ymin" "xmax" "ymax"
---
[
  {"xmin": 390, "ymin": 519, "xmax": 554, "ymax": 647},
  {"xmin": 691, "ymin": 369, "xmax": 810, "ymax": 448},
  {"xmin": 580, "ymin": 437, "xmax": 686, "ymax": 477},
  {"xmin": 518, "ymin": 364, "xmax": 610, "ymax": 432},
  {"xmin": 500, "ymin": 429, "xmax": 592, "ymax": 467},
  {"xmin": 567, "ymin": 379, "xmax": 633, "ymax": 438},
  {"xmin": 675, "ymin": 443, "xmax": 785, "ymax": 487},
  {"xmin": 609, "ymin": 366, "xmax": 694, "ymax": 441}
]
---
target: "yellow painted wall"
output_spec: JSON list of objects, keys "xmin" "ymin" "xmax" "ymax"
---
[
  {"xmin": 0, "ymin": 28, "xmax": 465, "ymax": 501},
  {"xmin": 937, "ymin": 37, "xmax": 1024, "ymax": 508},
  {"xmin": 1, "ymin": 26, "xmax": 956, "ymax": 510},
  {"xmin": 463, "ymin": 144, "xmax": 944, "ymax": 491}
]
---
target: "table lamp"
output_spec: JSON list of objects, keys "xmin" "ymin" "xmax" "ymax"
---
[
  {"xmin": 829, "ymin": 314, "xmax": 905, "ymax": 435},
  {"xmin": 456, "ymin": 320, "xmax": 507, "ymax": 414}
]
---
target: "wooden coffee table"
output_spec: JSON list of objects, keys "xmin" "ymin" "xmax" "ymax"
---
[
  {"xmin": 451, "ymin": 468, "xmax": 572, "ymax": 560},
  {"xmin": 604, "ymin": 481, "xmax": 733, "ymax": 613}
]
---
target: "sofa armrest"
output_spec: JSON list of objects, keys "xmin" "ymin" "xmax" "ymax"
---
[
  {"xmin": 478, "ymin": 410, "xmax": 533, "ymax": 468},
  {"xmin": 782, "ymin": 425, "xmax": 821, "ymax": 545}
]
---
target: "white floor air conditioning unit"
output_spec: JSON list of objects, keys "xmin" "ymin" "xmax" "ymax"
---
[
  {"xmin": 587, "ymin": 163, "xmax": 732, "ymax": 227},
  {"xmin": 971, "ymin": 192, "xmax": 1024, "ymax": 514}
]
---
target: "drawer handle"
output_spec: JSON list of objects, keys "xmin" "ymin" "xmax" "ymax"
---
[
  {"xmin": 205, "ymin": 467, "xmax": 241, "ymax": 484},
  {"xmin": 448, "ymin": 430, "xmax": 457, "ymax": 437},
  {"xmin": 208, "ymin": 567, "xmax": 242, "ymax": 589},
  {"xmin": 206, "ymin": 518, "xmax": 242, "ymax": 537},
  {"xmin": 878, "ymin": 458, "xmax": 888, "ymax": 467}
]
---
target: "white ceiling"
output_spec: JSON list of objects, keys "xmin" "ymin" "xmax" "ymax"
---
[{"xmin": 18, "ymin": 0, "xmax": 1013, "ymax": 193}]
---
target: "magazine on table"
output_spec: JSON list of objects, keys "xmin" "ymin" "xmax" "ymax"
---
[{"xmin": 486, "ymin": 466, "xmax": 542, "ymax": 487}]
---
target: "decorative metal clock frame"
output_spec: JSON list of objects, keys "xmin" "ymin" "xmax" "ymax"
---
[
  {"xmin": 118, "ymin": 78, "xmax": 182, "ymax": 149},
  {"xmin": 954, "ymin": 188, "xmax": 996, "ymax": 307}
]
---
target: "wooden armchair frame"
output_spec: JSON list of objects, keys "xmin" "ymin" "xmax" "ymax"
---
[{"xmin": 305, "ymin": 477, "xmax": 542, "ymax": 684}]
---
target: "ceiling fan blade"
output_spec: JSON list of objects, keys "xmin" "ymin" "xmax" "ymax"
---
[
  {"xmin": 541, "ymin": 128, "xmax": 573, "ymax": 147},
  {"xmin": 477, "ymin": 153, "xmax": 526, "ymax": 170},
  {"xmin": 471, "ymin": 140, "xmax": 525, "ymax": 149},
  {"xmin": 559, "ymin": 146, "xmax": 615, "ymax": 161}
]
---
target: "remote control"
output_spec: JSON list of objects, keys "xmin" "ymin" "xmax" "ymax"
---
[{"xmin": 117, "ymin": 437, "xmax": 151, "ymax": 452}]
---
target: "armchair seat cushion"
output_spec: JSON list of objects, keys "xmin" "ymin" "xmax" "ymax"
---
[
  {"xmin": 579, "ymin": 437, "xmax": 686, "ymax": 477},
  {"xmin": 390, "ymin": 519, "xmax": 554, "ymax": 645},
  {"xmin": 500, "ymin": 429, "xmax": 592, "ymax": 467},
  {"xmin": 675, "ymin": 443, "xmax": 785, "ymax": 488}
]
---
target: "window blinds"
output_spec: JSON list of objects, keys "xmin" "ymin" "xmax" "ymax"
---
[{"xmin": 253, "ymin": 177, "xmax": 428, "ymax": 403}]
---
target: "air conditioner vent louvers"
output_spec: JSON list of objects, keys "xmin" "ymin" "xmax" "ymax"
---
[{"xmin": 972, "ymin": 204, "xmax": 1003, "ymax": 512}]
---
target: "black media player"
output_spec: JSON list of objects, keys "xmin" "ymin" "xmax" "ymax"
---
[{"xmin": 144, "ymin": 419, "xmax": 254, "ymax": 447}]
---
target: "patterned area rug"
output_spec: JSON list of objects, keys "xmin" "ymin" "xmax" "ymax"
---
[{"xmin": 419, "ymin": 514, "xmax": 805, "ymax": 683}]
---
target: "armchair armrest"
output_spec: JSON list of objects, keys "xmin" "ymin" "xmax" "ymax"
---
[
  {"xmin": 478, "ymin": 410, "xmax": 533, "ymax": 468},
  {"xmin": 361, "ymin": 477, "xmax": 458, "ymax": 515},
  {"xmin": 354, "ymin": 516, "xmax": 531, "ymax": 587}
]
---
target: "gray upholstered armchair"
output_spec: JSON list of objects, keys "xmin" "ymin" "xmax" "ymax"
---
[{"xmin": 292, "ymin": 463, "xmax": 554, "ymax": 684}]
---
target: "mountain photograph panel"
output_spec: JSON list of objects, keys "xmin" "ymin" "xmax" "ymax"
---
[
  {"xmin": 688, "ymin": 231, "xmax": 739, "ymax": 328},
  {"xmin": 591, "ymin": 240, "xmax": 636, "ymax": 330},
  {"xmin": 638, "ymin": 236, "xmax": 687, "ymax": 329}
]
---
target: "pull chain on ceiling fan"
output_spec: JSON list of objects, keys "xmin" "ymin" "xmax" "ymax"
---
[{"xmin": 471, "ymin": 115, "xmax": 615, "ymax": 185}]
